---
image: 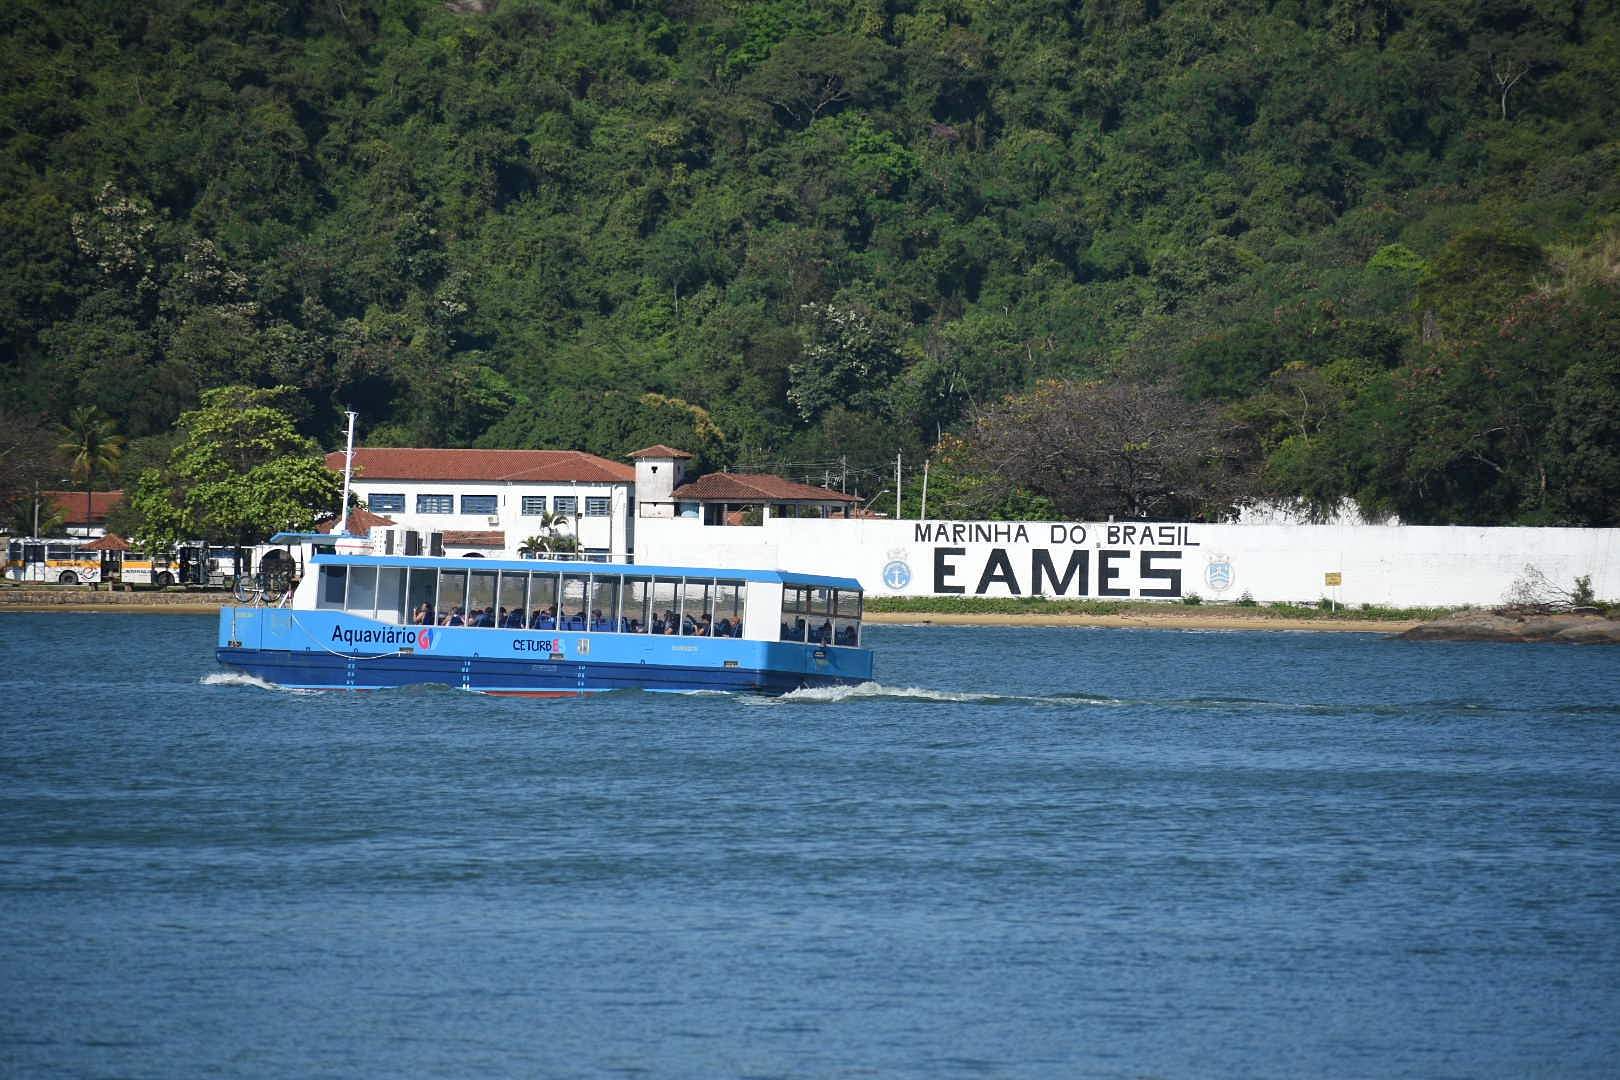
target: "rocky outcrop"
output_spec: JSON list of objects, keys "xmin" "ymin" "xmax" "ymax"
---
[{"xmin": 1399, "ymin": 609, "xmax": 1620, "ymax": 644}]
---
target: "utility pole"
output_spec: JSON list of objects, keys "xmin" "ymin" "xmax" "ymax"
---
[
  {"xmin": 895, "ymin": 451, "xmax": 902, "ymax": 519},
  {"xmin": 337, "ymin": 410, "xmax": 357, "ymax": 535},
  {"xmin": 920, "ymin": 459, "xmax": 930, "ymax": 521}
]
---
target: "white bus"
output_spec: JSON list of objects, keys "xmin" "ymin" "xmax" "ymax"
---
[
  {"xmin": 118, "ymin": 547, "xmax": 183, "ymax": 587},
  {"xmin": 4, "ymin": 537, "xmax": 104, "ymax": 585}
]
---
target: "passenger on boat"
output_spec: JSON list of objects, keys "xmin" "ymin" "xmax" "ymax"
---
[
  {"xmin": 503, "ymin": 607, "xmax": 526, "ymax": 629},
  {"xmin": 411, "ymin": 603, "xmax": 433, "ymax": 625},
  {"xmin": 446, "ymin": 607, "xmax": 465, "ymax": 627},
  {"xmin": 590, "ymin": 609, "xmax": 613, "ymax": 632},
  {"xmin": 715, "ymin": 617, "xmax": 733, "ymax": 638},
  {"xmin": 532, "ymin": 607, "xmax": 556, "ymax": 629},
  {"xmin": 661, "ymin": 610, "xmax": 680, "ymax": 635},
  {"xmin": 562, "ymin": 610, "xmax": 586, "ymax": 631},
  {"xmin": 470, "ymin": 606, "xmax": 493, "ymax": 628},
  {"xmin": 695, "ymin": 613, "xmax": 713, "ymax": 636},
  {"xmin": 817, "ymin": 619, "xmax": 833, "ymax": 644},
  {"xmin": 835, "ymin": 624, "xmax": 857, "ymax": 646}
]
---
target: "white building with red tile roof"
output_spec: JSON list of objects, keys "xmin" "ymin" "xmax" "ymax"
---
[
  {"xmin": 324, "ymin": 448, "xmax": 636, "ymax": 559},
  {"xmin": 669, "ymin": 472, "xmax": 859, "ymax": 524}
]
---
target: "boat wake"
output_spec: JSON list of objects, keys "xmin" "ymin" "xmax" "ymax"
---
[
  {"xmin": 199, "ymin": 672, "xmax": 320, "ymax": 695},
  {"xmin": 776, "ymin": 682, "xmax": 1124, "ymax": 707}
]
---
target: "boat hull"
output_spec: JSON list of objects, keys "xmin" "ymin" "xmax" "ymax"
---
[{"xmin": 215, "ymin": 606, "xmax": 871, "ymax": 694}]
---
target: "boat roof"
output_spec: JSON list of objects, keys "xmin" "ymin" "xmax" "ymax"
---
[
  {"xmin": 308, "ymin": 552, "xmax": 864, "ymax": 590},
  {"xmin": 269, "ymin": 531, "xmax": 367, "ymax": 544}
]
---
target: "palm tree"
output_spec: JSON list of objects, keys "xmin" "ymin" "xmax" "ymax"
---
[
  {"xmin": 57, "ymin": 406, "xmax": 125, "ymax": 526},
  {"xmin": 517, "ymin": 510, "xmax": 577, "ymax": 558}
]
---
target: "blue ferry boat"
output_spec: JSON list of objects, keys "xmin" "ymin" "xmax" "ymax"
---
[{"xmin": 215, "ymin": 551, "xmax": 873, "ymax": 695}]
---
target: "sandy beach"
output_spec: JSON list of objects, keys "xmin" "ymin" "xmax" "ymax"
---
[{"xmin": 862, "ymin": 609, "xmax": 1419, "ymax": 633}]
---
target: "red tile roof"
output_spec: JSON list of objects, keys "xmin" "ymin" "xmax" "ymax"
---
[
  {"xmin": 440, "ymin": 530, "xmax": 506, "ymax": 548},
  {"xmin": 44, "ymin": 490, "xmax": 124, "ymax": 523},
  {"xmin": 313, "ymin": 506, "xmax": 398, "ymax": 534},
  {"xmin": 83, "ymin": 533, "xmax": 131, "ymax": 551},
  {"xmin": 327, "ymin": 448, "xmax": 634, "ymax": 483},
  {"xmin": 670, "ymin": 473, "xmax": 858, "ymax": 504},
  {"xmin": 629, "ymin": 445, "xmax": 692, "ymax": 459}
]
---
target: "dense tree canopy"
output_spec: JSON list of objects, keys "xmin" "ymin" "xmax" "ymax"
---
[
  {"xmin": 126, "ymin": 386, "xmax": 341, "ymax": 547},
  {"xmin": 3, "ymin": 0, "xmax": 1618, "ymax": 529}
]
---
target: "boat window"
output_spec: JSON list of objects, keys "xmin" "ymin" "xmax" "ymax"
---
[
  {"xmin": 379, "ymin": 567, "xmax": 406, "ymax": 622},
  {"xmin": 346, "ymin": 565, "xmax": 379, "ymax": 614},
  {"xmin": 560, "ymin": 574, "xmax": 589, "ymax": 631},
  {"xmin": 712, "ymin": 581, "xmax": 745, "ymax": 638},
  {"xmin": 498, "ymin": 572, "xmax": 528, "ymax": 628},
  {"xmin": 528, "ymin": 573, "xmax": 559, "ymax": 628},
  {"xmin": 651, "ymin": 578, "xmax": 680, "ymax": 635},
  {"xmin": 468, "ymin": 569, "xmax": 498, "ymax": 626},
  {"xmin": 830, "ymin": 587, "xmax": 862, "ymax": 647},
  {"xmin": 406, "ymin": 568, "xmax": 437, "ymax": 624},
  {"xmin": 621, "ymin": 578, "xmax": 651, "ymax": 633},
  {"xmin": 807, "ymin": 587, "xmax": 834, "ymax": 616},
  {"xmin": 780, "ymin": 585, "xmax": 808, "ymax": 642},
  {"xmin": 679, "ymin": 579, "xmax": 713, "ymax": 635},
  {"xmin": 589, "ymin": 576, "xmax": 620, "ymax": 632},
  {"xmin": 437, "ymin": 569, "xmax": 468, "ymax": 624},
  {"xmin": 318, "ymin": 566, "xmax": 347, "ymax": 610}
]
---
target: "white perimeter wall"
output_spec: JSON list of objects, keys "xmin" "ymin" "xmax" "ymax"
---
[{"xmin": 636, "ymin": 518, "xmax": 1620, "ymax": 608}]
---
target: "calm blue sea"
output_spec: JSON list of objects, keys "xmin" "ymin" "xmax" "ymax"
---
[{"xmin": 2, "ymin": 613, "xmax": 1618, "ymax": 1079}]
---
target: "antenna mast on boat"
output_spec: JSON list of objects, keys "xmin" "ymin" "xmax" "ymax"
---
[{"xmin": 337, "ymin": 410, "xmax": 357, "ymax": 535}]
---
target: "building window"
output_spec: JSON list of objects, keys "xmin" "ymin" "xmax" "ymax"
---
[
  {"xmin": 417, "ymin": 494, "xmax": 453, "ymax": 514},
  {"xmin": 553, "ymin": 496, "xmax": 578, "ymax": 515},
  {"xmin": 584, "ymin": 496, "xmax": 610, "ymax": 517},
  {"xmin": 521, "ymin": 496, "xmax": 547, "ymax": 515},
  {"xmin": 368, "ymin": 493, "xmax": 405, "ymax": 513},
  {"xmin": 461, "ymin": 494, "xmax": 498, "ymax": 516}
]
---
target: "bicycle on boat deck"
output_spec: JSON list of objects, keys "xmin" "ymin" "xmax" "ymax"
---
[{"xmin": 230, "ymin": 567, "xmax": 294, "ymax": 605}]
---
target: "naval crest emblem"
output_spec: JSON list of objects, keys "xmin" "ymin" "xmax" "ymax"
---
[{"xmin": 881, "ymin": 549, "xmax": 912, "ymax": 590}]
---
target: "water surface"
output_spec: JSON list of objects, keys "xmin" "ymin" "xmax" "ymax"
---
[{"xmin": 2, "ymin": 614, "xmax": 1617, "ymax": 1078}]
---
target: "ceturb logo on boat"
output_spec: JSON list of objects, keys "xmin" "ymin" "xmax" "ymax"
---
[{"xmin": 330, "ymin": 625, "xmax": 431, "ymax": 649}]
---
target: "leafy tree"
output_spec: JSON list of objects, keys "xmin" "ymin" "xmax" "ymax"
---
[
  {"xmin": 56, "ymin": 405, "xmax": 125, "ymax": 524},
  {"xmin": 1416, "ymin": 227, "xmax": 1547, "ymax": 342},
  {"xmin": 741, "ymin": 34, "xmax": 892, "ymax": 127},
  {"xmin": 788, "ymin": 301, "xmax": 908, "ymax": 423},
  {"xmin": 960, "ymin": 380, "xmax": 1254, "ymax": 521},
  {"xmin": 0, "ymin": 408, "xmax": 65, "ymax": 529},
  {"xmin": 126, "ymin": 385, "xmax": 341, "ymax": 548}
]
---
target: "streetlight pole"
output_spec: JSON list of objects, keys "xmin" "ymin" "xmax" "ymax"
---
[
  {"xmin": 336, "ymin": 410, "xmax": 357, "ymax": 535},
  {"xmin": 895, "ymin": 451, "xmax": 902, "ymax": 519}
]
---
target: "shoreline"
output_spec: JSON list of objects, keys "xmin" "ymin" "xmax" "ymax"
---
[
  {"xmin": 862, "ymin": 610, "xmax": 1418, "ymax": 633},
  {"xmin": 1, "ymin": 589, "xmax": 1416, "ymax": 632}
]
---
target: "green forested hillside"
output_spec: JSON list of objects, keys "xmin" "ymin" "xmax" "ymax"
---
[{"xmin": 3, "ymin": 0, "xmax": 1618, "ymax": 526}]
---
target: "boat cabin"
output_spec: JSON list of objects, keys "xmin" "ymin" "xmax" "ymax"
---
[{"xmin": 298, "ymin": 554, "xmax": 865, "ymax": 648}]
